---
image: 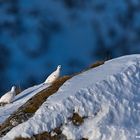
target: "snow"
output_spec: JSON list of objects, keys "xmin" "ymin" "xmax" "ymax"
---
[
  {"xmin": 0, "ymin": 83, "xmax": 49, "ymax": 124},
  {"xmin": 2, "ymin": 54, "xmax": 140, "ymax": 140}
]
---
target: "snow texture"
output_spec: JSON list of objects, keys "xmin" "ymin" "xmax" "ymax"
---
[
  {"xmin": 0, "ymin": 83, "xmax": 49, "ymax": 124},
  {"xmin": 2, "ymin": 54, "xmax": 140, "ymax": 140}
]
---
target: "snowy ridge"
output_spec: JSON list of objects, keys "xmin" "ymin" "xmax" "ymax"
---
[
  {"xmin": 0, "ymin": 83, "xmax": 49, "ymax": 124},
  {"xmin": 2, "ymin": 55, "xmax": 140, "ymax": 140}
]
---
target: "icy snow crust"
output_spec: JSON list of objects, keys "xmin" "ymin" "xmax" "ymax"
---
[{"xmin": 2, "ymin": 55, "xmax": 140, "ymax": 140}]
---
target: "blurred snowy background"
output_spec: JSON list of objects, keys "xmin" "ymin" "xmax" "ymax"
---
[{"xmin": 0, "ymin": 0, "xmax": 140, "ymax": 94}]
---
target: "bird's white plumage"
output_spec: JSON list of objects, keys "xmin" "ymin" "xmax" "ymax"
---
[
  {"xmin": 44, "ymin": 65, "xmax": 61, "ymax": 84},
  {"xmin": 0, "ymin": 86, "xmax": 16, "ymax": 104}
]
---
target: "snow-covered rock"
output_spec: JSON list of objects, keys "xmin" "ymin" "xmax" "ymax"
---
[{"xmin": 2, "ymin": 54, "xmax": 140, "ymax": 140}]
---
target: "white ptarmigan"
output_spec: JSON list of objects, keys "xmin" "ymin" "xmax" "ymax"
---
[
  {"xmin": 0, "ymin": 86, "xmax": 16, "ymax": 104},
  {"xmin": 44, "ymin": 65, "xmax": 61, "ymax": 84}
]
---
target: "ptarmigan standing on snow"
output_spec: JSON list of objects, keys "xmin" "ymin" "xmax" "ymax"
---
[
  {"xmin": 0, "ymin": 86, "xmax": 16, "ymax": 104},
  {"xmin": 44, "ymin": 65, "xmax": 61, "ymax": 84}
]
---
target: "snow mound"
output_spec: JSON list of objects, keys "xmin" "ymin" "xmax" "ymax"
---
[{"xmin": 2, "ymin": 55, "xmax": 140, "ymax": 140}]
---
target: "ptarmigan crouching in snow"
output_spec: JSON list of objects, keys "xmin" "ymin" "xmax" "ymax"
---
[
  {"xmin": 44, "ymin": 65, "xmax": 61, "ymax": 84},
  {"xmin": 0, "ymin": 86, "xmax": 16, "ymax": 105}
]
